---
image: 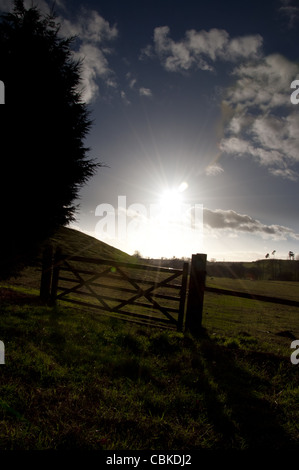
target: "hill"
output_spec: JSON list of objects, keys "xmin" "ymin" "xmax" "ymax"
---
[
  {"xmin": 44, "ymin": 226, "xmax": 133, "ymax": 263},
  {"xmin": 4, "ymin": 226, "xmax": 134, "ymax": 292}
]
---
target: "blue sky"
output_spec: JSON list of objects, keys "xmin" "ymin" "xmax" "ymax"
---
[{"xmin": 1, "ymin": 0, "xmax": 299, "ymax": 261}]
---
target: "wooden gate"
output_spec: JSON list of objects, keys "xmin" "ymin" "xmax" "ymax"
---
[{"xmin": 41, "ymin": 247, "xmax": 189, "ymax": 331}]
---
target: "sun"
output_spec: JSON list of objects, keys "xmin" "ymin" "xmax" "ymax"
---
[
  {"xmin": 159, "ymin": 182, "xmax": 188, "ymax": 213},
  {"xmin": 160, "ymin": 188, "xmax": 182, "ymax": 211}
]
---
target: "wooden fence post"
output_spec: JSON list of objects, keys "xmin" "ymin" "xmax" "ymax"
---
[
  {"xmin": 185, "ymin": 253, "xmax": 207, "ymax": 336},
  {"xmin": 40, "ymin": 244, "xmax": 53, "ymax": 303},
  {"xmin": 50, "ymin": 247, "xmax": 62, "ymax": 304}
]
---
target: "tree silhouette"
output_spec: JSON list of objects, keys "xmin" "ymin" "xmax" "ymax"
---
[{"xmin": 0, "ymin": 1, "xmax": 101, "ymax": 278}]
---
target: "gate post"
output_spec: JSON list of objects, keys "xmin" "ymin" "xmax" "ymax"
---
[
  {"xmin": 185, "ymin": 253, "xmax": 206, "ymax": 336},
  {"xmin": 40, "ymin": 244, "xmax": 53, "ymax": 303}
]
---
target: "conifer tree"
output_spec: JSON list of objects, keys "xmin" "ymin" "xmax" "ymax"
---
[{"xmin": 0, "ymin": 1, "xmax": 100, "ymax": 278}]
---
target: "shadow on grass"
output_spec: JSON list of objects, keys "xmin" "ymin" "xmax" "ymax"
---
[
  {"xmin": 0, "ymin": 287, "xmax": 41, "ymax": 306},
  {"xmin": 191, "ymin": 328, "xmax": 298, "ymax": 450}
]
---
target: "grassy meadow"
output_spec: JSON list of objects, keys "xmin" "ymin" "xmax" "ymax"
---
[
  {"xmin": 204, "ymin": 276, "xmax": 299, "ymax": 356},
  {"xmin": 0, "ymin": 228, "xmax": 299, "ymax": 450}
]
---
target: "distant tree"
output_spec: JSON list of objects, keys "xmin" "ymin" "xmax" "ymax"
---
[
  {"xmin": 289, "ymin": 251, "xmax": 295, "ymax": 260},
  {"xmin": 0, "ymin": 1, "xmax": 101, "ymax": 278}
]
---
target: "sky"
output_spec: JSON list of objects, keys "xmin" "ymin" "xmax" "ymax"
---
[{"xmin": 1, "ymin": 0, "xmax": 299, "ymax": 261}]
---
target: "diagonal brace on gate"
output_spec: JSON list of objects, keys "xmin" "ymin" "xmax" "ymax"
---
[
  {"xmin": 45, "ymin": 248, "xmax": 190, "ymax": 331},
  {"xmin": 113, "ymin": 266, "xmax": 181, "ymax": 323},
  {"xmin": 57, "ymin": 260, "xmax": 183, "ymax": 323},
  {"xmin": 56, "ymin": 260, "xmax": 113, "ymax": 311}
]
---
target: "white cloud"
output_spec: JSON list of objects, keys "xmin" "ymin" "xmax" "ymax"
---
[
  {"xmin": 186, "ymin": 28, "xmax": 229, "ymax": 62},
  {"xmin": 204, "ymin": 208, "xmax": 299, "ymax": 240},
  {"xmin": 220, "ymin": 137, "xmax": 250, "ymax": 156},
  {"xmin": 226, "ymin": 54, "xmax": 298, "ymax": 111},
  {"xmin": 59, "ymin": 8, "xmax": 118, "ymax": 103},
  {"xmin": 139, "ymin": 87, "xmax": 153, "ymax": 97},
  {"xmin": 74, "ymin": 43, "xmax": 117, "ymax": 103},
  {"xmin": 0, "ymin": 1, "xmax": 118, "ymax": 103},
  {"xmin": 144, "ymin": 25, "xmax": 263, "ymax": 73},
  {"xmin": 205, "ymin": 164, "xmax": 224, "ymax": 176},
  {"xmin": 125, "ymin": 73, "xmax": 152, "ymax": 100},
  {"xmin": 220, "ymin": 54, "xmax": 299, "ymax": 180},
  {"xmin": 126, "ymin": 72, "xmax": 137, "ymax": 89},
  {"xmin": 120, "ymin": 90, "xmax": 131, "ymax": 105},
  {"xmin": 61, "ymin": 8, "xmax": 117, "ymax": 44},
  {"xmin": 139, "ymin": 44, "xmax": 155, "ymax": 61},
  {"xmin": 224, "ymin": 35, "xmax": 263, "ymax": 61},
  {"xmin": 154, "ymin": 26, "xmax": 195, "ymax": 72},
  {"xmin": 269, "ymin": 168, "xmax": 299, "ymax": 181}
]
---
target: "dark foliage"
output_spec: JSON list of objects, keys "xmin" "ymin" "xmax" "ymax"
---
[
  {"xmin": 0, "ymin": 1, "xmax": 101, "ymax": 278},
  {"xmin": 206, "ymin": 259, "xmax": 299, "ymax": 281}
]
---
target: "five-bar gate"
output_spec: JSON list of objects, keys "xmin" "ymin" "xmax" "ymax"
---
[{"xmin": 41, "ymin": 246, "xmax": 189, "ymax": 331}]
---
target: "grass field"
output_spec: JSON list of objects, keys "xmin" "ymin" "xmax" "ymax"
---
[
  {"xmin": 206, "ymin": 276, "xmax": 299, "ymax": 302},
  {"xmin": 0, "ymin": 228, "xmax": 298, "ymax": 450},
  {"xmin": 0, "ymin": 280, "xmax": 298, "ymax": 450},
  {"xmin": 204, "ymin": 277, "xmax": 299, "ymax": 357}
]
